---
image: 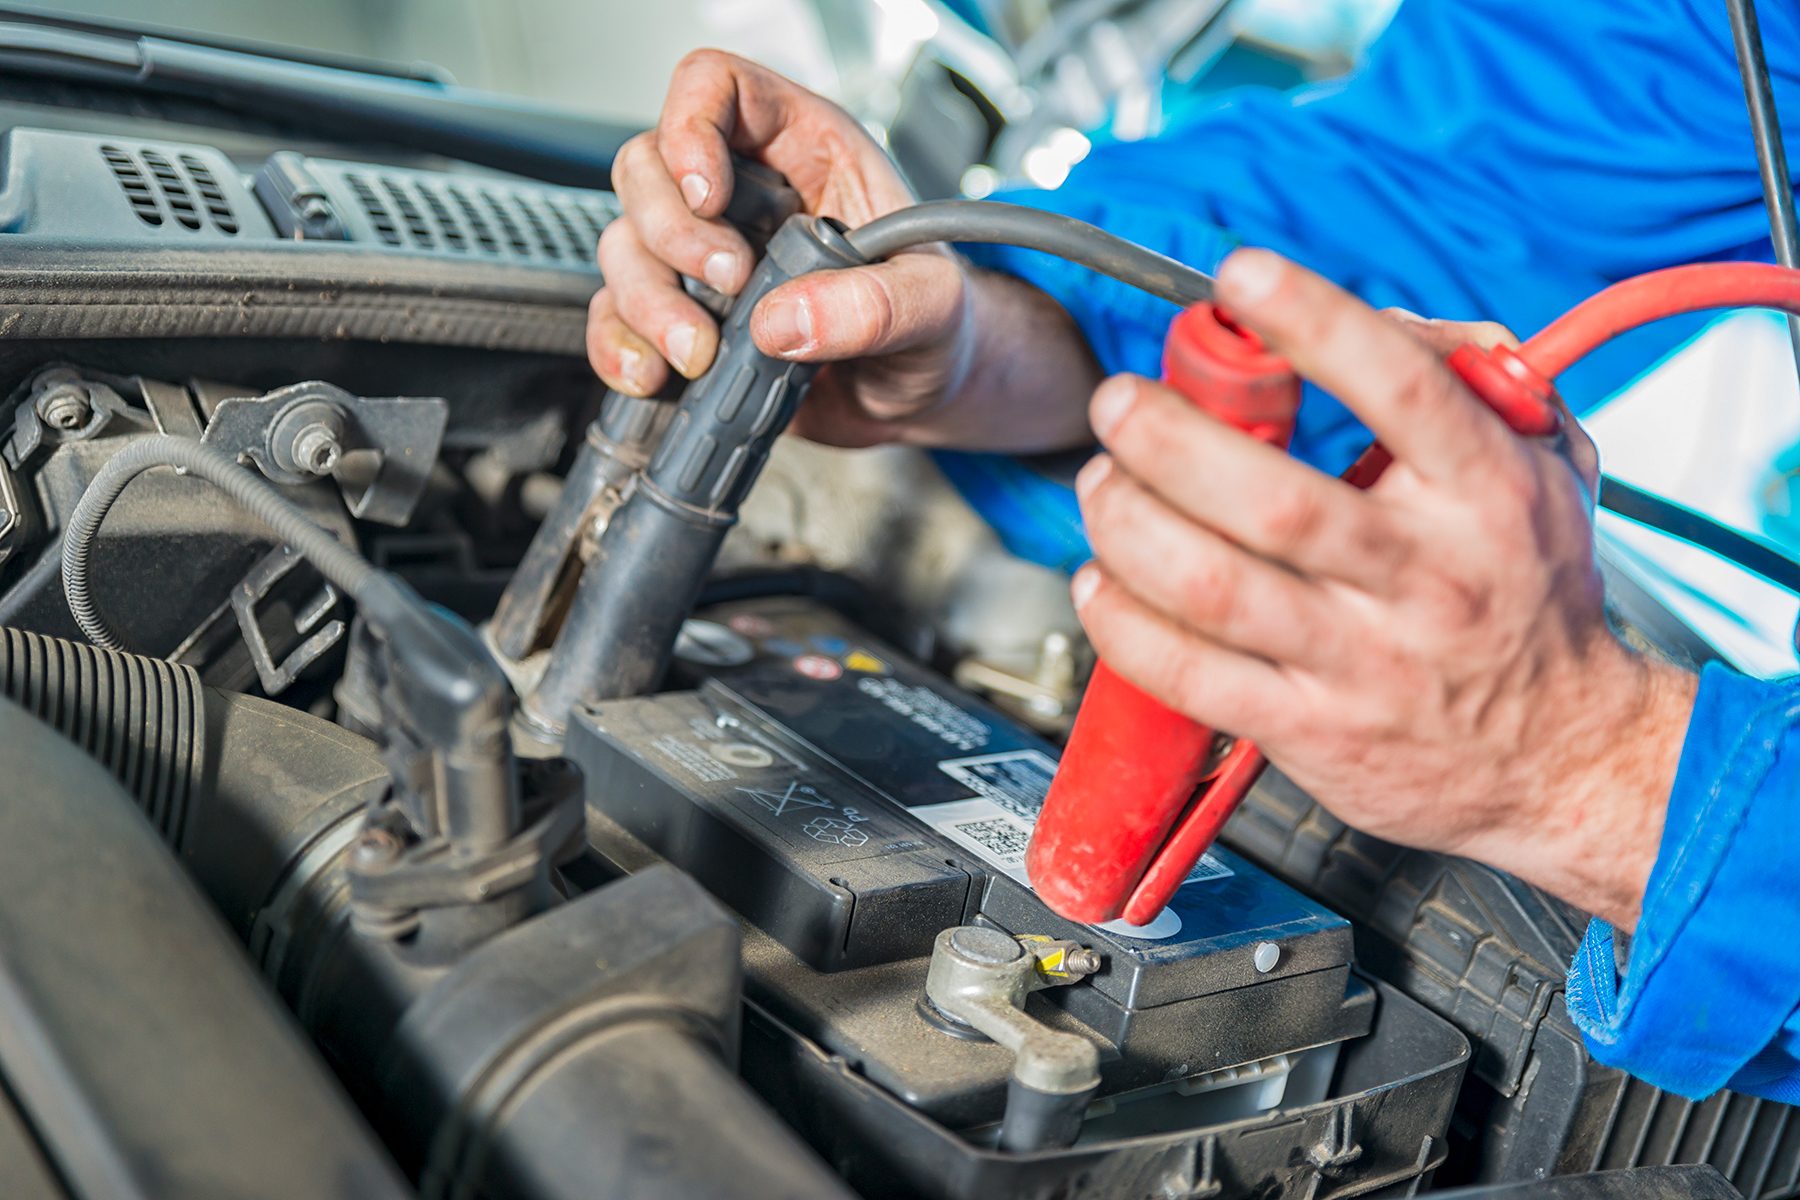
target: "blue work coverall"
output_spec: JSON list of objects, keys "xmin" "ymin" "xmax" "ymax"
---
[{"xmin": 955, "ymin": 0, "xmax": 1800, "ymax": 1102}]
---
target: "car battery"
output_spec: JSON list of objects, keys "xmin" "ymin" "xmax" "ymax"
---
[{"xmin": 569, "ymin": 596, "xmax": 1373, "ymax": 1129}]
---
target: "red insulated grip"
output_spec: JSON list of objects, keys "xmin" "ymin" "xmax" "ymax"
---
[{"xmin": 1026, "ymin": 304, "xmax": 1300, "ymax": 925}]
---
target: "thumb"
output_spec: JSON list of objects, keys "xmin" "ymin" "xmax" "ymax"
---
[{"xmin": 749, "ymin": 251, "xmax": 964, "ymax": 363}]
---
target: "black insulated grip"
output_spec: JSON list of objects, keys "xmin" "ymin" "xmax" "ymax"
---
[
  {"xmin": 643, "ymin": 215, "xmax": 867, "ymax": 517},
  {"xmin": 524, "ymin": 214, "xmax": 868, "ymax": 729}
]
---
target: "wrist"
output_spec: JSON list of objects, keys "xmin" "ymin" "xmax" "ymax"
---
[
  {"xmin": 1483, "ymin": 645, "xmax": 1697, "ymax": 930},
  {"xmin": 950, "ymin": 267, "xmax": 1103, "ymax": 453}
]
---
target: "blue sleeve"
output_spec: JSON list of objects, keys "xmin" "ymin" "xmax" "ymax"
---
[
  {"xmin": 947, "ymin": 0, "xmax": 1800, "ymax": 568},
  {"xmin": 1565, "ymin": 663, "xmax": 1800, "ymax": 1101}
]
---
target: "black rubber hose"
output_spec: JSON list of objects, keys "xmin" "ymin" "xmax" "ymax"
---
[
  {"xmin": 844, "ymin": 200, "xmax": 1216, "ymax": 307},
  {"xmin": 1599, "ymin": 475, "xmax": 1800, "ymax": 596},
  {"xmin": 63, "ymin": 435, "xmax": 378, "ymax": 652},
  {"xmin": 0, "ymin": 624, "xmax": 205, "ymax": 843}
]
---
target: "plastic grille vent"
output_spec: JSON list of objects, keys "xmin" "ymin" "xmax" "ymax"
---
[
  {"xmin": 99, "ymin": 144, "xmax": 241, "ymax": 236},
  {"xmin": 380, "ymin": 177, "xmax": 436, "ymax": 248},
  {"xmin": 415, "ymin": 183, "xmax": 467, "ymax": 251},
  {"xmin": 346, "ymin": 173, "xmax": 402, "ymax": 244},
  {"xmin": 178, "ymin": 154, "xmax": 238, "ymax": 233},
  {"xmin": 331, "ymin": 164, "xmax": 609, "ymax": 262},
  {"xmin": 480, "ymin": 189, "xmax": 533, "ymax": 256},
  {"xmin": 546, "ymin": 197, "xmax": 594, "ymax": 258},
  {"xmin": 101, "ymin": 144, "xmax": 161, "ymax": 227},
  {"xmin": 140, "ymin": 149, "xmax": 201, "ymax": 230},
  {"xmin": 449, "ymin": 189, "xmax": 500, "ymax": 253}
]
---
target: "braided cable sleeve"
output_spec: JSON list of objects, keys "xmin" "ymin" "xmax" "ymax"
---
[{"xmin": 62, "ymin": 435, "xmax": 379, "ymax": 652}]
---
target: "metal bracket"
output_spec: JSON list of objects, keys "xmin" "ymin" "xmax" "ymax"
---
[
  {"xmin": 4, "ymin": 367, "xmax": 148, "ymax": 471},
  {"xmin": 346, "ymin": 786, "xmax": 583, "ymax": 920},
  {"xmin": 201, "ymin": 381, "xmax": 447, "ymax": 526},
  {"xmin": 230, "ymin": 544, "xmax": 345, "ymax": 695}
]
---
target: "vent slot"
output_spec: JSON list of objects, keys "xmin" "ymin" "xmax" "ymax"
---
[
  {"xmin": 379, "ymin": 176, "xmax": 436, "ymax": 249},
  {"xmin": 178, "ymin": 154, "xmax": 239, "ymax": 234},
  {"xmin": 506, "ymin": 192, "xmax": 563, "ymax": 260},
  {"xmin": 101, "ymin": 144, "xmax": 162, "ymax": 227},
  {"xmin": 141, "ymin": 149, "xmax": 201, "ymax": 230},
  {"xmin": 481, "ymin": 190, "xmax": 533, "ymax": 256},
  {"xmin": 347, "ymin": 172, "xmax": 402, "ymax": 245},
  {"xmin": 448, "ymin": 187, "xmax": 501, "ymax": 254},
  {"xmin": 414, "ymin": 182, "xmax": 468, "ymax": 251},
  {"xmin": 545, "ymin": 197, "xmax": 594, "ymax": 259}
]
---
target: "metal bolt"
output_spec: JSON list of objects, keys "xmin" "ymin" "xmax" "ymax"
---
[
  {"xmin": 1063, "ymin": 947, "xmax": 1104, "ymax": 976},
  {"xmin": 1253, "ymin": 942, "xmax": 1281, "ymax": 973},
  {"xmin": 291, "ymin": 422, "xmax": 342, "ymax": 475},
  {"xmin": 948, "ymin": 925, "xmax": 1024, "ymax": 966},
  {"xmin": 36, "ymin": 385, "xmax": 92, "ymax": 431},
  {"xmin": 352, "ymin": 827, "xmax": 403, "ymax": 867}
]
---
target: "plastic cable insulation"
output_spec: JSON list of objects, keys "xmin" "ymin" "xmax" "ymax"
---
[
  {"xmin": 1599, "ymin": 476, "xmax": 1800, "ymax": 596},
  {"xmin": 63, "ymin": 435, "xmax": 379, "ymax": 652},
  {"xmin": 1522, "ymin": 262, "xmax": 1800, "ymax": 377},
  {"xmin": 845, "ymin": 201, "xmax": 1216, "ymax": 308}
]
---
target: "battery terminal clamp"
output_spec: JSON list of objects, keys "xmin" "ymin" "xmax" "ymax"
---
[{"xmin": 922, "ymin": 925, "xmax": 1104, "ymax": 1153}]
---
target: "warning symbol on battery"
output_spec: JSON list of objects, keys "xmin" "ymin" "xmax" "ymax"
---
[
  {"xmin": 737, "ymin": 781, "xmax": 833, "ymax": 817},
  {"xmin": 843, "ymin": 648, "xmax": 890, "ymax": 674}
]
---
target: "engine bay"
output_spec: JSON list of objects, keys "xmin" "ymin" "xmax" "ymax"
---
[{"xmin": 0, "ymin": 93, "xmax": 1787, "ymax": 1200}]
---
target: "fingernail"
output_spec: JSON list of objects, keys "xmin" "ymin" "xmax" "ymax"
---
[
  {"xmin": 1075, "ymin": 454, "xmax": 1112, "ymax": 499},
  {"xmin": 1070, "ymin": 565, "xmax": 1101, "ymax": 610},
  {"xmin": 665, "ymin": 323, "xmax": 699, "ymax": 375},
  {"xmin": 680, "ymin": 173, "xmax": 712, "ymax": 211},
  {"xmin": 1090, "ymin": 378, "xmax": 1137, "ymax": 440},
  {"xmin": 617, "ymin": 344, "xmax": 651, "ymax": 395},
  {"xmin": 1386, "ymin": 307, "xmax": 1424, "ymax": 324},
  {"xmin": 761, "ymin": 296, "xmax": 814, "ymax": 354},
  {"xmin": 702, "ymin": 250, "xmax": 740, "ymax": 293},
  {"xmin": 1218, "ymin": 247, "xmax": 1283, "ymax": 306}
]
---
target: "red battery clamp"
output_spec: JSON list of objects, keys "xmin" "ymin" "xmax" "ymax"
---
[{"xmin": 1028, "ymin": 305, "xmax": 1563, "ymax": 928}]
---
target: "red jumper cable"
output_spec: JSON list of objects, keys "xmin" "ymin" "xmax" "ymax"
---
[{"xmin": 1027, "ymin": 260, "xmax": 1800, "ymax": 928}]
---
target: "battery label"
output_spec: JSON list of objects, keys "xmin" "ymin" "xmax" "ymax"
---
[{"xmin": 936, "ymin": 749, "xmax": 1058, "ymax": 821}]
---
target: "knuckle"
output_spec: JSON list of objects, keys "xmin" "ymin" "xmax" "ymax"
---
[
  {"xmin": 632, "ymin": 202, "xmax": 686, "ymax": 258},
  {"xmin": 840, "ymin": 270, "xmax": 900, "ymax": 349},
  {"xmin": 1254, "ymin": 485, "xmax": 1326, "ymax": 555},
  {"xmin": 1165, "ymin": 648, "xmax": 1222, "ymax": 719},
  {"xmin": 608, "ymin": 280, "xmax": 660, "ymax": 328},
  {"xmin": 1486, "ymin": 455, "xmax": 1544, "ymax": 511},
  {"xmin": 1179, "ymin": 552, "xmax": 1240, "ymax": 632},
  {"xmin": 596, "ymin": 219, "xmax": 635, "ymax": 269},
  {"xmin": 675, "ymin": 47, "xmax": 732, "ymax": 77},
  {"xmin": 1386, "ymin": 359, "xmax": 1455, "ymax": 424},
  {"xmin": 615, "ymin": 132, "xmax": 655, "ymax": 177}
]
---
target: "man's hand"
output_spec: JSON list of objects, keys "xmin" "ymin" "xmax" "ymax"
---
[
  {"xmin": 1071, "ymin": 249, "xmax": 1698, "ymax": 931},
  {"xmin": 591, "ymin": 50, "xmax": 1100, "ymax": 452}
]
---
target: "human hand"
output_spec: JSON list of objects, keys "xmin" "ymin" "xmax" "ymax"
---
[
  {"xmin": 1071, "ymin": 250, "xmax": 1697, "ymax": 929},
  {"xmin": 587, "ymin": 49, "xmax": 973, "ymax": 448}
]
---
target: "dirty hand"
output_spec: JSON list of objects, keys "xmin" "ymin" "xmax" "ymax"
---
[
  {"xmin": 590, "ymin": 50, "xmax": 1098, "ymax": 452},
  {"xmin": 1071, "ymin": 249, "xmax": 1698, "ymax": 931}
]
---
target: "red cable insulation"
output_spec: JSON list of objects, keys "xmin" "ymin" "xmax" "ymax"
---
[{"xmin": 1521, "ymin": 261, "xmax": 1800, "ymax": 377}]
